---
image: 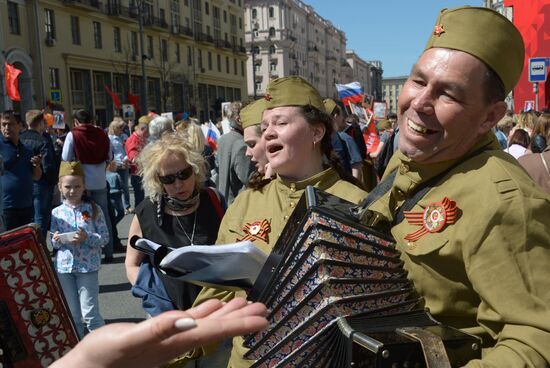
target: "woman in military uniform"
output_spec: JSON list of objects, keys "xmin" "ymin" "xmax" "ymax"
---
[{"xmin": 171, "ymin": 76, "xmax": 367, "ymax": 368}]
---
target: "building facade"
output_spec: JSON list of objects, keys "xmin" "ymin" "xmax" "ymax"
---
[
  {"xmin": 1, "ymin": 0, "xmax": 247, "ymax": 124},
  {"xmin": 382, "ymin": 76, "xmax": 407, "ymax": 115},
  {"xmin": 343, "ymin": 51, "xmax": 383, "ymax": 100},
  {"xmin": 245, "ymin": 0, "xmax": 350, "ymax": 99}
]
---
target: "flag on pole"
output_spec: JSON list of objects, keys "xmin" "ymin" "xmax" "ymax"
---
[
  {"xmin": 5, "ymin": 62, "xmax": 22, "ymax": 102},
  {"xmin": 335, "ymin": 81, "xmax": 364, "ymax": 105},
  {"xmin": 104, "ymin": 85, "xmax": 121, "ymax": 109},
  {"xmin": 201, "ymin": 120, "xmax": 221, "ymax": 151},
  {"xmin": 128, "ymin": 91, "xmax": 140, "ymax": 113}
]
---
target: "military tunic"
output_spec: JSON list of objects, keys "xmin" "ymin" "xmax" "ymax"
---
[
  {"xmin": 366, "ymin": 133, "xmax": 550, "ymax": 367},
  {"xmin": 176, "ymin": 167, "xmax": 366, "ymax": 368}
]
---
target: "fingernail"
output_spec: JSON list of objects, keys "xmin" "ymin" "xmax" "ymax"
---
[{"xmin": 174, "ymin": 318, "xmax": 197, "ymax": 331}]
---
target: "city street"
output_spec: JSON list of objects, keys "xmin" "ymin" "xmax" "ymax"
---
[{"xmin": 98, "ymin": 212, "xmax": 147, "ymax": 324}]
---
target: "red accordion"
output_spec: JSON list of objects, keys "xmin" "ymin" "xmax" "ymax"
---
[{"xmin": 0, "ymin": 225, "xmax": 79, "ymax": 367}]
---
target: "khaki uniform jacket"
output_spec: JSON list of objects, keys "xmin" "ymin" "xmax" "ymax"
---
[
  {"xmin": 174, "ymin": 167, "xmax": 367, "ymax": 368},
  {"xmin": 366, "ymin": 133, "xmax": 550, "ymax": 367}
]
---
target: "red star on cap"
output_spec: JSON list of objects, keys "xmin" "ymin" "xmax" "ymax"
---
[
  {"xmin": 264, "ymin": 94, "xmax": 272, "ymax": 101},
  {"xmin": 433, "ymin": 24, "xmax": 445, "ymax": 37}
]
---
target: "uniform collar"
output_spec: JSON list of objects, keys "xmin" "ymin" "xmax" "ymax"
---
[
  {"xmin": 385, "ymin": 132, "xmax": 501, "ymax": 198},
  {"xmin": 275, "ymin": 167, "xmax": 339, "ymax": 192}
]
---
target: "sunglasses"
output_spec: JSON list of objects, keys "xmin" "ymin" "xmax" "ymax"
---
[{"xmin": 158, "ymin": 166, "xmax": 194, "ymax": 185}]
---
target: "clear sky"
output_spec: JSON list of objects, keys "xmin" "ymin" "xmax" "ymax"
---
[{"xmin": 306, "ymin": 1, "xmax": 484, "ymax": 78}]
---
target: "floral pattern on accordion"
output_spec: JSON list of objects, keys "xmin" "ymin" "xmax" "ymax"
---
[
  {"xmin": 250, "ymin": 291, "xmax": 415, "ymax": 366},
  {"xmin": 0, "ymin": 246, "xmax": 75, "ymax": 366}
]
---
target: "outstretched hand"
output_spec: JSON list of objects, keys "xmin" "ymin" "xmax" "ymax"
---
[{"xmin": 50, "ymin": 298, "xmax": 268, "ymax": 368}]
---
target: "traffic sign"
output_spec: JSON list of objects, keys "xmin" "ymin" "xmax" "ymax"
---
[{"xmin": 529, "ymin": 57, "xmax": 547, "ymax": 82}]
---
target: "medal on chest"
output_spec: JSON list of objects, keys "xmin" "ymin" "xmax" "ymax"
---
[
  {"xmin": 404, "ymin": 197, "xmax": 459, "ymax": 242},
  {"xmin": 238, "ymin": 219, "xmax": 271, "ymax": 243}
]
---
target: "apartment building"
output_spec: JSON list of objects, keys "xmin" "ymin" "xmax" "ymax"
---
[
  {"xmin": 382, "ymin": 75, "xmax": 407, "ymax": 114},
  {"xmin": 1, "ymin": 0, "xmax": 247, "ymax": 123},
  {"xmin": 344, "ymin": 50, "xmax": 383, "ymax": 100},
  {"xmin": 245, "ymin": 0, "xmax": 349, "ymax": 99}
]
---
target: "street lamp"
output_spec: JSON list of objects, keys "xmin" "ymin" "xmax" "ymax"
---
[{"xmin": 132, "ymin": 0, "xmax": 148, "ymax": 115}]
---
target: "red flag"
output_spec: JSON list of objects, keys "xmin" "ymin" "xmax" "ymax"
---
[
  {"xmin": 128, "ymin": 91, "xmax": 140, "ymax": 113},
  {"xmin": 5, "ymin": 62, "xmax": 22, "ymax": 102},
  {"xmin": 104, "ymin": 85, "xmax": 121, "ymax": 109},
  {"xmin": 364, "ymin": 109, "xmax": 380, "ymax": 154}
]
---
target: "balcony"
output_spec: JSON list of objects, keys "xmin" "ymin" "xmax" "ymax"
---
[
  {"xmin": 63, "ymin": 0, "xmax": 102, "ymax": 11},
  {"xmin": 105, "ymin": 4, "xmax": 137, "ymax": 21},
  {"xmin": 195, "ymin": 32, "xmax": 214, "ymax": 44},
  {"xmin": 144, "ymin": 15, "xmax": 168, "ymax": 30},
  {"xmin": 233, "ymin": 45, "xmax": 246, "ymax": 54},
  {"xmin": 178, "ymin": 25, "xmax": 193, "ymax": 37}
]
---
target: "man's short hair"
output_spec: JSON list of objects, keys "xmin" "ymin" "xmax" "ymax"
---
[
  {"xmin": 0, "ymin": 110, "xmax": 15, "ymax": 120},
  {"xmin": 483, "ymin": 66, "xmax": 506, "ymax": 104},
  {"xmin": 73, "ymin": 109, "xmax": 92, "ymax": 124}
]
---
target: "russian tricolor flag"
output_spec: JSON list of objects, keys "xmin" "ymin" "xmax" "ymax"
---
[
  {"xmin": 335, "ymin": 82, "xmax": 364, "ymax": 105},
  {"xmin": 201, "ymin": 121, "xmax": 221, "ymax": 151}
]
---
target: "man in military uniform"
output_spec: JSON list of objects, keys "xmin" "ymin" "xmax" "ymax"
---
[{"xmin": 363, "ymin": 6, "xmax": 550, "ymax": 367}]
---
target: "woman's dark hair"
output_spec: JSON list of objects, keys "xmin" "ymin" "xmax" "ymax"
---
[
  {"xmin": 508, "ymin": 129, "xmax": 530, "ymax": 149},
  {"xmin": 251, "ymin": 105, "xmax": 365, "ymax": 190},
  {"xmin": 332, "ymin": 100, "xmax": 348, "ymax": 118},
  {"xmin": 530, "ymin": 134, "xmax": 547, "ymax": 153}
]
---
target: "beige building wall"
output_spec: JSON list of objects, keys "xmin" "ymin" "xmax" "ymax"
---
[
  {"xmin": 382, "ymin": 76, "xmax": 407, "ymax": 114},
  {"xmin": 1, "ymin": 0, "xmax": 247, "ymax": 123}
]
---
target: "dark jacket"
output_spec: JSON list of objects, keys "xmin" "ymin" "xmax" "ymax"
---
[{"xmin": 19, "ymin": 130, "xmax": 57, "ymax": 185}]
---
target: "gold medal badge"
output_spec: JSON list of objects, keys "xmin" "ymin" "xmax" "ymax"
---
[
  {"xmin": 404, "ymin": 197, "xmax": 458, "ymax": 242},
  {"xmin": 238, "ymin": 219, "xmax": 271, "ymax": 243}
]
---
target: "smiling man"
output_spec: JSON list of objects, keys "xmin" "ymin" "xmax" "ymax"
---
[{"xmin": 363, "ymin": 6, "xmax": 550, "ymax": 367}]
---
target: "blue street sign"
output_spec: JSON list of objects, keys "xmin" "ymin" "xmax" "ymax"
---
[{"xmin": 529, "ymin": 57, "xmax": 547, "ymax": 82}]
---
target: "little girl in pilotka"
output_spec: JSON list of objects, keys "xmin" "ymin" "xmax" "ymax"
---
[{"xmin": 50, "ymin": 161, "xmax": 108, "ymax": 338}]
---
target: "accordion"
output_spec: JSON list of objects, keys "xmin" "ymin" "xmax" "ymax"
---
[
  {"xmin": 0, "ymin": 225, "xmax": 79, "ymax": 368},
  {"xmin": 244, "ymin": 186, "xmax": 481, "ymax": 367}
]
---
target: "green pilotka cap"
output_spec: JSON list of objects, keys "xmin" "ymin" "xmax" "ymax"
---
[
  {"xmin": 263, "ymin": 76, "xmax": 325, "ymax": 112},
  {"xmin": 323, "ymin": 98, "xmax": 337, "ymax": 116},
  {"xmin": 425, "ymin": 6, "xmax": 525, "ymax": 95},
  {"xmin": 240, "ymin": 99, "xmax": 266, "ymax": 129},
  {"xmin": 59, "ymin": 161, "xmax": 84, "ymax": 178}
]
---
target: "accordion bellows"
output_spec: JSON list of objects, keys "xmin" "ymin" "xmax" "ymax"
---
[
  {"xmin": 0, "ymin": 225, "xmax": 79, "ymax": 367},
  {"xmin": 244, "ymin": 187, "xmax": 481, "ymax": 367}
]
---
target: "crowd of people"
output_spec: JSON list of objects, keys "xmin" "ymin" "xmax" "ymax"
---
[{"xmin": 2, "ymin": 5, "xmax": 550, "ymax": 368}]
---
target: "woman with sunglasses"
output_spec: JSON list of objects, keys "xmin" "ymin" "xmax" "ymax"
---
[
  {"xmin": 125, "ymin": 133, "xmax": 225, "ymax": 318},
  {"xmin": 180, "ymin": 77, "xmax": 368, "ymax": 368}
]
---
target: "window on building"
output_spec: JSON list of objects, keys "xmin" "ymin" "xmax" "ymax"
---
[
  {"xmin": 49, "ymin": 68, "xmax": 60, "ymax": 89},
  {"xmin": 71, "ymin": 16, "xmax": 80, "ymax": 45},
  {"xmin": 233, "ymin": 58, "xmax": 237, "ymax": 75},
  {"xmin": 208, "ymin": 51, "xmax": 212, "ymax": 70},
  {"xmin": 225, "ymin": 56, "xmax": 229, "ymax": 73},
  {"xmin": 217, "ymin": 54, "xmax": 221, "ymax": 72},
  {"xmin": 198, "ymin": 49, "xmax": 203, "ymax": 69},
  {"xmin": 204, "ymin": 1, "xmax": 209, "ymax": 14},
  {"xmin": 238, "ymin": 17, "xmax": 242, "ymax": 29},
  {"xmin": 184, "ymin": 0, "xmax": 188, "ymax": 5},
  {"xmin": 269, "ymin": 45, "xmax": 275, "ymax": 54},
  {"xmin": 176, "ymin": 43, "xmax": 181, "ymax": 63},
  {"xmin": 187, "ymin": 46, "xmax": 192, "ymax": 65},
  {"xmin": 44, "ymin": 9, "xmax": 56, "ymax": 39},
  {"xmin": 93, "ymin": 21, "xmax": 102, "ymax": 49},
  {"xmin": 147, "ymin": 35, "xmax": 154, "ymax": 58},
  {"xmin": 70, "ymin": 69, "xmax": 85, "ymax": 106},
  {"xmin": 269, "ymin": 6, "xmax": 274, "ymax": 17},
  {"xmin": 113, "ymin": 26, "xmax": 121, "ymax": 52},
  {"xmin": 255, "ymin": 82, "xmax": 261, "ymax": 92},
  {"xmin": 131, "ymin": 31, "xmax": 138, "ymax": 58},
  {"xmin": 223, "ymin": 10, "xmax": 227, "ymax": 23},
  {"xmin": 254, "ymin": 64, "xmax": 260, "ymax": 72},
  {"xmin": 270, "ymin": 62, "xmax": 276, "ymax": 71},
  {"xmin": 269, "ymin": 27, "xmax": 275, "ymax": 37},
  {"xmin": 161, "ymin": 39, "xmax": 168, "ymax": 62},
  {"xmin": 241, "ymin": 61, "xmax": 245, "ymax": 76},
  {"xmin": 252, "ymin": 46, "xmax": 260, "ymax": 55},
  {"xmin": 159, "ymin": 8, "xmax": 166, "ymax": 24},
  {"xmin": 251, "ymin": 8, "xmax": 257, "ymax": 18},
  {"xmin": 7, "ymin": 1, "xmax": 20, "ymax": 35}
]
